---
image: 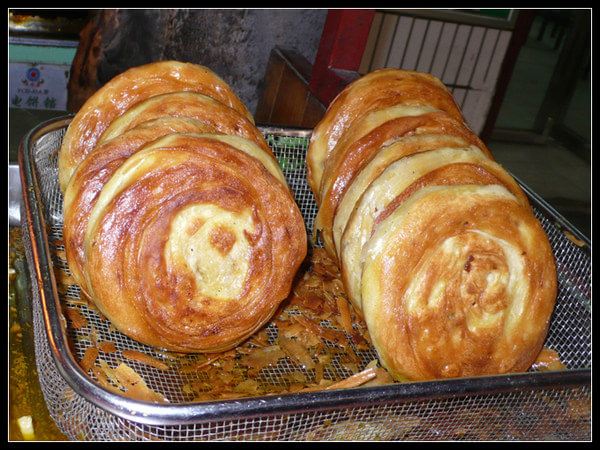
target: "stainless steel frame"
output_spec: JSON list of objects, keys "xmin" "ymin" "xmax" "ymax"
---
[{"xmin": 9, "ymin": 164, "xmax": 22, "ymax": 226}]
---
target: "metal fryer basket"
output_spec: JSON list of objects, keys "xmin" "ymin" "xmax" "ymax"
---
[{"xmin": 19, "ymin": 117, "xmax": 591, "ymax": 441}]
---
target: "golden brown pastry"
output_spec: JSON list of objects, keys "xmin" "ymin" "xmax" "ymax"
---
[
  {"xmin": 97, "ymin": 91, "xmax": 274, "ymax": 157},
  {"xmin": 306, "ymin": 68, "xmax": 464, "ymax": 199},
  {"xmin": 360, "ymin": 184, "xmax": 557, "ymax": 381},
  {"xmin": 63, "ymin": 117, "xmax": 286, "ymax": 298},
  {"xmin": 58, "ymin": 61, "xmax": 252, "ymax": 191},
  {"xmin": 339, "ymin": 145, "xmax": 531, "ymax": 313},
  {"xmin": 82, "ymin": 134, "xmax": 306, "ymax": 352},
  {"xmin": 308, "ymin": 68, "xmax": 558, "ymax": 382},
  {"xmin": 63, "ymin": 117, "xmax": 207, "ymax": 297},
  {"xmin": 315, "ymin": 110, "xmax": 491, "ymax": 257}
]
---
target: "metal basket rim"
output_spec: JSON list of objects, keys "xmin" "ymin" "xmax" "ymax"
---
[{"xmin": 18, "ymin": 116, "xmax": 591, "ymax": 426}]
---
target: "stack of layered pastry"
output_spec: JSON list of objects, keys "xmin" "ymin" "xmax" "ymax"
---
[
  {"xmin": 307, "ymin": 69, "xmax": 558, "ymax": 382},
  {"xmin": 60, "ymin": 61, "xmax": 307, "ymax": 353}
]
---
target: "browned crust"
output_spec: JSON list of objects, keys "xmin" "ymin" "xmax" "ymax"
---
[
  {"xmin": 84, "ymin": 136, "xmax": 307, "ymax": 353},
  {"xmin": 316, "ymin": 111, "xmax": 490, "ymax": 257},
  {"xmin": 307, "ymin": 69, "xmax": 464, "ymax": 197},
  {"xmin": 372, "ymin": 162, "xmax": 530, "ymax": 229},
  {"xmin": 64, "ymin": 118, "xmax": 214, "ymax": 296},
  {"xmin": 58, "ymin": 60, "xmax": 252, "ymax": 192},
  {"xmin": 362, "ymin": 189, "xmax": 557, "ymax": 381}
]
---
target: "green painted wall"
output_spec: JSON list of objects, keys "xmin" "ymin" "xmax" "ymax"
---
[{"xmin": 9, "ymin": 44, "xmax": 77, "ymax": 66}]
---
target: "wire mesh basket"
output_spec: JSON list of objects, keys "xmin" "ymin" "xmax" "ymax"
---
[{"xmin": 19, "ymin": 116, "xmax": 591, "ymax": 441}]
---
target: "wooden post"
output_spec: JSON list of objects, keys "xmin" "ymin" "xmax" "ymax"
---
[{"xmin": 309, "ymin": 9, "xmax": 375, "ymax": 106}]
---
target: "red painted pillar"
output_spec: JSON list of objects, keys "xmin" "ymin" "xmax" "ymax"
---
[{"xmin": 309, "ymin": 9, "xmax": 375, "ymax": 106}]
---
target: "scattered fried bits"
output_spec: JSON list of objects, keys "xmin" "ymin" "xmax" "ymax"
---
[
  {"xmin": 241, "ymin": 345, "xmax": 286, "ymax": 376},
  {"xmin": 64, "ymin": 307, "xmax": 88, "ymax": 329},
  {"xmin": 68, "ymin": 247, "xmax": 392, "ymax": 403},
  {"xmin": 531, "ymin": 347, "xmax": 567, "ymax": 372},
  {"xmin": 302, "ymin": 360, "xmax": 392, "ymax": 392},
  {"xmin": 79, "ymin": 347, "xmax": 99, "ymax": 373},
  {"xmin": 97, "ymin": 341, "xmax": 117, "ymax": 354},
  {"xmin": 122, "ymin": 349, "xmax": 169, "ymax": 371},
  {"xmin": 563, "ymin": 229, "xmax": 586, "ymax": 247},
  {"xmin": 113, "ymin": 363, "xmax": 167, "ymax": 402}
]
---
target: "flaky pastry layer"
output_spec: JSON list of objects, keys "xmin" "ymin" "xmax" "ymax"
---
[{"xmin": 58, "ymin": 61, "xmax": 251, "ymax": 191}]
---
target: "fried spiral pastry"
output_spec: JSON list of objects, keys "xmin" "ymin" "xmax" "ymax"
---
[
  {"xmin": 306, "ymin": 69, "xmax": 463, "ymax": 198},
  {"xmin": 82, "ymin": 134, "xmax": 306, "ymax": 352},
  {"xmin": 62, "ymin": 62, "xmax": 307, "ymax": 353},
  {"xmin": 339, "ymin": 146, "xmax": 531, "ymax": 313},
  {"xmin": 308, "ymin": 68, "xmax": 557, "ymax": 381},
  {"xmin": 63, "ymin": 117, "xmax": 207, "ymax": 296},
  {"xmin": 58, "ymin": 61, "xmax": 252, "ymax": 191},
  {"xmin": 97, "ymin": 91, "xmax": 273, "ymax": 157},
  {"xmin": 361, "ymin": 185, "xmax": 557, "ymax": 380},
  {"xmin": 63, "ymin": 116, "xmax": 285, "ymax": 298},
  {"xmin": 315, "ymin": 109, "xmax": 490, "ymax": 257}
]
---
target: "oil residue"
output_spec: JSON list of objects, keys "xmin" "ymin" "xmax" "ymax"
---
[{"xmin": 9, "ymin": 227, "xmax": 67, "ymax": 441}]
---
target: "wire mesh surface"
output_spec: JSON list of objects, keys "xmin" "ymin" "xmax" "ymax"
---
[{"xmin": 22, "ymin": 122, "xmax": 591, "ymax": 440}]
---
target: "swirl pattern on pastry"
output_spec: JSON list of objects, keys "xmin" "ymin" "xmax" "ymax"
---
[
  {"xmin": 339, "ymin": 146, "xmax": 531, "ymax": 312},
  {"xmin": 64, "ymin": 117, "xmax": 209, "ymax": 296},
  {"xmin": 308, "ymin": 68, "xmax": 558, "ymax": 381},
  {"xmin": 330, "ymin": 133, "xmax": 481, "ymax": 259},
  {"xmin": 316, "ymin": 111, "xmax": 490, "ymax": 257},
  {"xmin": 97, "ymin": 91, "xmax": 274, "ymax": 158},
  {"xmin": 64, "ymin": 118, "xmax": 285, "ymax": 298},
  {"xmin": 306, "ymin": 68, "xmax": 464, "ymax": 196},
  {"xmin": 58, "ymin": 61, "xmax": 252, "ymax": 191},
  {"xmin": 82, "ymin": 134, "xmax": 306, "ymax": 352},
  {"xmin": 361, "ymin": 185, "xmax": 557, "ymax": 381}
]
